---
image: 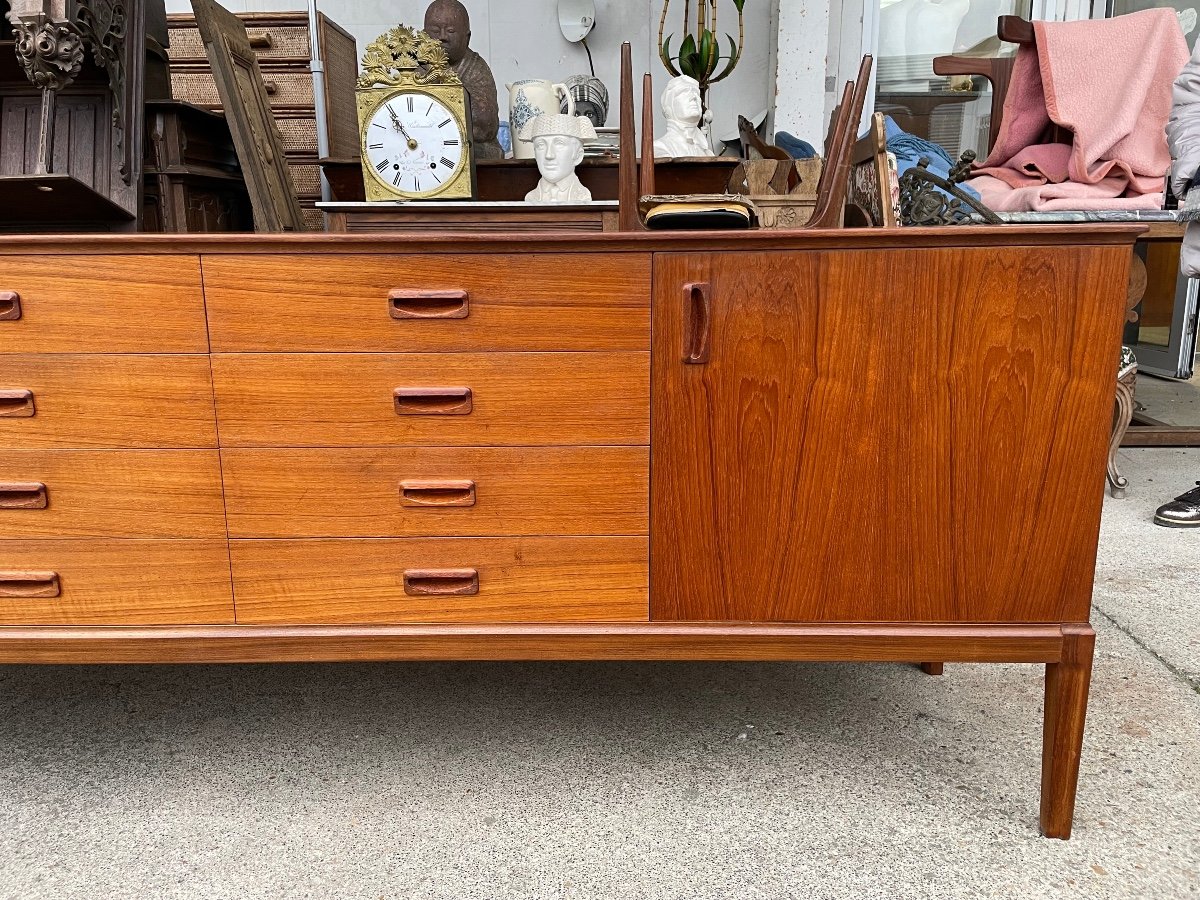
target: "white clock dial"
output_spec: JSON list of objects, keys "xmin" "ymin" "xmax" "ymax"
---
[{"xmin": 364, "ymin": 93, "xmax": 465, "ymax": 197}]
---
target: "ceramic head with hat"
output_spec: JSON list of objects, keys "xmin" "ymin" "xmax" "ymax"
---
[
  {"xmin": 520, "ymin": 113, "xmax": 597, "ymax": 203},
  {"xmin": 654, "ymin": 75, "xmax": 714, "ymax": 158}
]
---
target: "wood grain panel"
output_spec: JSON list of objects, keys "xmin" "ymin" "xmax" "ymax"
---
[
  {"xmin": 0, "ymin": 355, "xmax": 218, "ymax": 448},
  {"xmin": 222, "ymin": 446, "xmax": 648, "ymax": 537},
  {"xmin": 0, "ymin": 623, "xmax": 1068, "ymax": 664},
  {"xmin": 0, "ymin": 257, "xmax": 208, "ymax": 353},
  {"xmin": 230, "ymin": 537, "xmax": 648, "ymax": 624},
  {"xmin": 651, "ymin": 246, "xmax": 1128, "ymax": 624},
  {"xmin": 201, "ymin": 253, "xmax": 650, "ymax": 352},
  {"xmin": 0, "ymin": 450, "xmax": 225, "ymax": 538},
  {"xmin": 211, "ymin": 353, "xmax": 649, "ymax": 447},
  {"xmin": 0, "ymin": 540, "xmax": 234, "ymax": 625}
]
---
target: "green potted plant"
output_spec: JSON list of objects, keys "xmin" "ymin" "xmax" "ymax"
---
[{"xmin": 656, "ymin": 0, "xmax": 748, "ymax": 113}]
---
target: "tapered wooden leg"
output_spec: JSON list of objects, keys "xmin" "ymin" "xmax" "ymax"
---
[
  {"xmin": 1040, "ymin": 625, "xmax": 1095, "ymax": 839},
  {"xmin": 919, "ymin": 662, "xmax": 944, "ymax": 675}
]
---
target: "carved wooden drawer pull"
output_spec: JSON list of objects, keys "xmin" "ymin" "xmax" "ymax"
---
[
  {"xmin": 403, "ymin": 568, "xmax": 479, "ymax": 597},
  {"xmin": 0, "ymin": 571, "xmax": 60, "ymax": 599},
  {"xmin": 0, "ymin": 291, "xmax": 21, "ymax": 321},
  {"xmin": 388, "ymin": 289, "xmax": 469, "ymax": 319},
  {"xmin": 263, "ymin": 80, "xmax": 279, "ymax": 95},
  {"xmin": 0, "ymin": 482, "xmax": 48, "ymax": 509},
  {"xmin": 0, "ymin": 389, "xmax": 35, "ymax": 418},
  {"xmin": 400, "ymin": 479, "xmax": 477, "ymax": 508},
  {"xmin": 393, "ymin": 387, "xmax": 473, "ymax": 416},
  {"xmin": 683, "ymin": 281, "xmax": 711, "ymax": 364},
  {"xmin": 248, "ymin": 32, "xmax": 274, "ymax": 49}
]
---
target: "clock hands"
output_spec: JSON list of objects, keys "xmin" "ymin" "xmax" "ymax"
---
[{"xmin": 386, "ymin": 105, "xmax": 419, "ymax": 150}]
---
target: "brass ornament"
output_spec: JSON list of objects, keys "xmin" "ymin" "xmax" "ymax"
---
[{"xmin": 357, "ymin": 25, "xmax": 460, "ymax": 89}]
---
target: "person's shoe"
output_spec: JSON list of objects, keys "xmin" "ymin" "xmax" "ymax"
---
[{"xmin": 1153, "ymin": 482, "xmax": 1200, "ymax": 528}]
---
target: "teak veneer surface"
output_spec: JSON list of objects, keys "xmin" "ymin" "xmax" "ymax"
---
[
  {"xmin": 229, "ymin": 536, "xmax": 649, "ymax": 624},
  {"xmin": 0, "ymin": 540, "xmax": 234, "ymax": 625},
  {"xmin": 221, "ymin": 446, "xmax": 649, "ymax": 538},
  {"xmin": 0, "ymin": 355, "xmax": 218, "ymax": 449},
  {"xmin": 203, "ymin": 254, "xmax": 651, "ymax": 352},
  {"xmin": 210, "ymin": 352, "xmax": 650, "ymax": 447},
  {"xmin": 0, "ymin": 256, "xmax": 209, "ymax": 354},
  {"xmin": 0, "ymin": 450, "xmax": 225, "ymax": 538},
  {"xmin": 0, "ymin": 623, "xmax": 1070, "ymax": 663},
  {"xmin": 652, "ymin": 246, "xmax": 1127, "ymax": 624},
  {"xmin": 0, "ymin": 226, "xmax": 1146, "ymax": 255}
]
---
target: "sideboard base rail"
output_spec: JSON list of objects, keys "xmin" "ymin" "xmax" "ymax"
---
[{"xmin": 0, "ymin": 622, "xmax": 1078, "ymax": 664}]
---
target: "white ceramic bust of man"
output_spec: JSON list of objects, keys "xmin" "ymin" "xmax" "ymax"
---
[
  {"xmin": 520, "ymin": 113, "xmax": 597, "ymax": 203},
  {"xmin": 654, "ymin": 75, "xmax": 714, "ymax": 158}
]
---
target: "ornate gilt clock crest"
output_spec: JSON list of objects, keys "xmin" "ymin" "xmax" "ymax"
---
[{"xmin": 356, "ymin": 26, "xmax": 476, "ymax": 201}]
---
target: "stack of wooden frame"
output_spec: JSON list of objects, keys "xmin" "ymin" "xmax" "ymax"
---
[{"xmin": 166, "ymin": 10, "xmax": 358, "ymax": 229}]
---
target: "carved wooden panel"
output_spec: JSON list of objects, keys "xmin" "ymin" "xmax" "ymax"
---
[{"xmin": 189, "ymin": 0, "xmax": 305, "ymax": 232}]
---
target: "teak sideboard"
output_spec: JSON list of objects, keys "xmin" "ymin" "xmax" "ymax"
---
[{"xmin": 0, "ymin": 227, "xmax": 1138, "ymax": 838}]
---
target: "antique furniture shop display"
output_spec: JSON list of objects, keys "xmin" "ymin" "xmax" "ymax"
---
[
  {"xmin": 166, "ymin": 9, "xmax": 358, "ymax": 229},
  {"xmin": 0, "ymin": 222, "xmax": 1136, "ymax": 840}
]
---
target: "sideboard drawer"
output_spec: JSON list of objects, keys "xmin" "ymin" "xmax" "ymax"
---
[
  {"xmin": 0, "ymin": 355, "xmax": 217, "ymax": 449},
  {"xmin": 230, "ymin": 536, "xmax": 648, "ymax": 624},
  {"xmin": 0, "ymin": 540, "xmax": 234, "ymax": 625},
  {"xmin": 0, "ymin": 257, "xmax": 207, "ymax": 353},
  {"xmin": 222, "ymin": 446, "xmax": 649, "ymax": 537},
  {"xmin": 202, "ymin": 254, "xmax": 651, "ymax": 352},
  {"xmin": 0, "ymin": 450, "xmax": 225, "ymax": 538},
  {"xmin": 211, "ymin": 353, "xmax": 649, "ymax": 447}
]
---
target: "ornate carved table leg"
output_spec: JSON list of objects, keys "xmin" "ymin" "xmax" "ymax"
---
[
  {"xmin": 1108, "ymin": 350, "xmax": 1137, "ymax": 499},
  {"xmin": 1040, "ymin": 624, "xmax": 1095, "ymax": 839}
]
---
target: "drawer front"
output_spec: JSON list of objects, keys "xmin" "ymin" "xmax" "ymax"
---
[
  {"xmin": 222, "ymin": 446, "xmax": 649, "ymax": 538},
  {"xmin": 211, "ymin": 353, "xmax": 649, "ymax": 447},
  {"xmin": 167, "ymin": 24, "xmax": 314, "ymax": 63},
  {"xmin": 230, "ymin": 537, "xmax": 648, "ymax": 624},
  {"xmin": 0, "ymin": 450, "xmax": 225, "ymax": 538},
  {"xmin": 277, "ymin": 116, "xmax": 319, "ymax": 156},
  {"xmin": 0, "ymin": 256, "xmax": 207, "ymax": 353},
  {"xmin": 0, "ymin": 355, "xmax": 218, "ymax": 449},
  {"xmin": 171, "ymin": 70, "xmax": 315, "ymax": 110},
  {"xmin": 202, "ymin": 254, "xmax": 651, "ymax": 352},
  {"xmin": 0, "ymin": 540, "xmax": 234, "ymax": 625}
]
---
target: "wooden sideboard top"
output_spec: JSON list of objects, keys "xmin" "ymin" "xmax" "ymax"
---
[{"xmin": 0, "ymin": 225, "xmax": 1144, "ymax": 255}]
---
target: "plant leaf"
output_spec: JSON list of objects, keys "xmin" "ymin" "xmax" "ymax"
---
[
  {"xmin": 698, "ymin": 29, "xmax": 713, "ymax": 78},
  {"xmin": 678, "ymin": 32, "xmax": 698, "ymax": 78},
  {"xmin": 660, "ymin": 34, "xmax": 681, "ymax": 76},
  {"xmin": 712, "ymin": 33, "xmax": 740, "ymax": 82},
  {"xmin": 732, "ymin": 0, "xmax": 746, "ymax": 12}
]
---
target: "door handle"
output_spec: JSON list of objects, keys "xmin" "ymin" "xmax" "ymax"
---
[
  {"xmin": 683, "ymin": 281, "xmax": 711, "ymax": 364},
  {"xmin": 388, "ymin": 289, "xmax": 469, "ymax": 319},
  {"xmin": 0, "ymin": 571, "xmax": 60, "ymax": 598},
  {"xmin": 400, "ymin": 479, "xmax": 477, "ymax": 508},
  {"xmin": 0, "ymin": 389, "xmax": 35, "ymax": 417},
  {"xmin": 403, "ymin": 568, "xmax": 479, "ymax": 596},
  {"xmin": 0, "ymin": 291, "xmax": 21, "ymax": 320},
  {"xmin": 0, "ymin": 482, "xmax": 48, "ymax": 509},
  {"xmin": 393, "ymin": 387, "xmax": 473, "ymax": 416}
]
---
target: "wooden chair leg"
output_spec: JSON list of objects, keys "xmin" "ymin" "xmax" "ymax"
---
[
  {"xmin": 1040, "ymin": 625, "xmax": 1095, "ymax": 839},
  {"xmin": 919, "ymin": 662, "xmax": 944, "ymax": 675},
  {"xmin": 1108, "ymin": 368, "xmax": 1135, "ymax": 499}
]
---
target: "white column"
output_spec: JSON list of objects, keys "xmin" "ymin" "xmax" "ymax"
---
[{"xmin": 771, "ymin": 0, "xmax": 834, "ymax": 145}]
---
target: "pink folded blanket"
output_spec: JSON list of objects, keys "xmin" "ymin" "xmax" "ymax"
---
[{"xmin": 968, "ymin": 9, "xmax": 1188, "ymax": 212}]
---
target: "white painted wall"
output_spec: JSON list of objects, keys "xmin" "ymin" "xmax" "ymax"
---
[
  {"xmin": 771, "ymin": 0, "xmax": 832, "ymax": 146},
  {"xmin": 166, "ymin": 0, "xmax": 777, "ymax": 143}
]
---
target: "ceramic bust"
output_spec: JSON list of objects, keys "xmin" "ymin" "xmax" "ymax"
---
[
  {"xmin": 423, "ymin": 0, "xmax": 503, "ymax": 159},
  {"xmin": 654, "ymin": 75, "xmax": 714, "ymax": 158},
  {"xmin": 520, "ymin": 113, "xmax": 597, "ymax": 203}
]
